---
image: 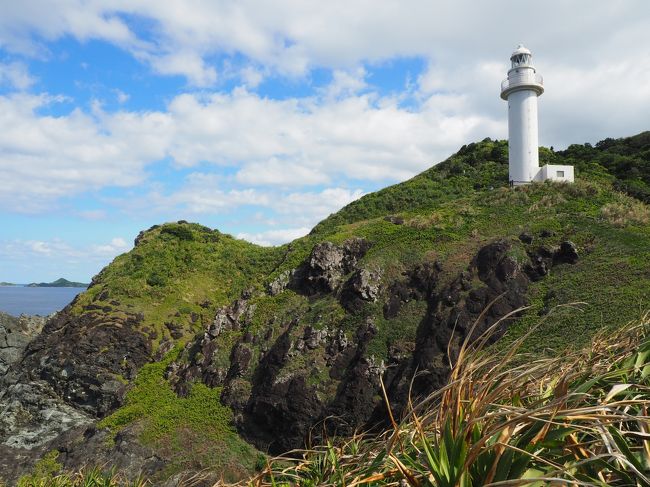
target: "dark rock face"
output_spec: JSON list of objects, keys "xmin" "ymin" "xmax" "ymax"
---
[
  {"xmin": 554, "ymin": 241, "xmax": 579, "ymax": 264},
  {"xmin": 383, "ymin": 261, "xmax": 440, "ymax": 319},
  {"xmin": 292, "ymin": 238, "xmax": 372, "ymax": 295},
  {"xmin": 267, "ymin": 270, "xmax": 293, "ymax": 296},
  {"xmin": 167, "ymin": 295, "xmax": 254, "ymax": 396},
  {"xmin": 0, "ymin": 422, "xmax": 165, "ymax": 485},
  {"xmin": 240, "ymin": 325, "xmax": 324, "ymax": 452},
  {"xmin": 325, "ymin": 320, "xmax": 383, "ymax": 430},
  {"xmin": 60, "ymin": 425, "xmax": 165, "ymax": 480},
  {"xmin": 519, "ymin": 232, "xmax": 534, "ymax": 244},
  {"xmin": 381, "ymin": 241, "xmax": 530, "ymax": 418},
  {"xmin": 0, "ymin": 230, "xmax": 582, "ymax": 480},
  {"xmin": 168, "ymin": 237, "xmax": 579, "ymax": 456},
  {"xmin": 524, "ymin": 240, "xmax": 579, "ymax": 281},
  {"xmin": 0, "ymin": 304, "xmax": 151, "ymax": 481},
  {"xmin": 18, "ymin": 309, "xmax": 149, "ymax": 416},
  {"xmin": 339, "ymin": 268, "xmax": 382, "ymax": 312}
]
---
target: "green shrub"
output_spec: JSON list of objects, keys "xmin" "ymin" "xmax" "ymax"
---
[{"xmin": 160, "ymin": 224, "xmax": 195, "ymax": 241}]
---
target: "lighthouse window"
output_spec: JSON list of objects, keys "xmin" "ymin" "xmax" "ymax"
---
[{"xmin": 556, "ymin": 171, "xmax": 565, "ymax": 178}]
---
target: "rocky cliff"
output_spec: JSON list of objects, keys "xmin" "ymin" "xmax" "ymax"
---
[{"xmin": 2, "ymin": 134, "xmax": 649, "ymax": 484}]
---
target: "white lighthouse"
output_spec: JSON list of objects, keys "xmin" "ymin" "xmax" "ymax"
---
[{"xmin": 501, "ymin": 45, "xmax": 573, "ymax": 185}]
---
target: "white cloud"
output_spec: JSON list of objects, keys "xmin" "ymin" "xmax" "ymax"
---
[
  {"xmin": 1, "ymin": 1, "xmax": 648, "ymax": 86},
  {"xmin": 0, "ymin": 236, "xmax": 132, "ymax": 282},
  {"xmin": 235, "ymin": 158, "xmax": 330, "ymax": 187},
  {"xmin": 322, "ymin": 67, "xmax": 368, "ymax": 99},
  {"xmin": 121, "ymin": 173, "xmax": 363, "ymax": 232},
  {"xmin": 146, "ymin": 49, "xmax": 217, "ymax": 87},
  {"xmin": 27, "ymin": 240, "xmax": 58, "ymax": 255},
  {"xmin": 0, "ymin": 61, "xmax": 35, "ymax": 90},
  {"xmin": 77, "ymin": 209, "xmax": 108, "ymax": 220},
  {"xmin": 0, "ymin": 93, "xmax": 167, "ymax": 212},
  {"xmin": 0, "ymin": 1, "xmax": 648, "ymax": 228},
  {"xmin": 1, "ymin": 236, "xmax": 129, "ymax": 262},
  {"xmin": 0, "ymin": 83, "xmax": 499, "ymax": 213},
  {"xmin": 271, "ymin": 187, "xmax": 365, "ymax": 224},
  {"xmin": 93, "ymin": 237, "xmax": 130, "ymax": 256},
  {"xmin": 172, "ymin": 173, "xmax": 268, "ymax": 210},
  {"xmin": 240, "ymin": 65, "xmax": 264, "ymax": 88},
  {"xmin": 540, "ymin": 57, "xmax": 650, "ymax": 146},
  {"xmin": 114, "ymin": 89, "xmax": 130, "ymax": 104},
  {"xmin": 237, "ymin": 226, "xmax": 311, "ymax": 246}
]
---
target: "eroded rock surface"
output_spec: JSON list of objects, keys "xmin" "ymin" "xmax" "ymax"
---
[
  {"xmin": 0, "ymin": 313, "xmax": 46, "ymax": 375},
  {"xmin": 18, "ymin": 308, "xmax": 149, "ymax": 416},
  {"xmin": 0, "ymin": 233, "xmax": 582, "ymax": 481},
  {"xmin": 168, "ymin": 238, "xmax": 579, "ymax": 455},
  {"xmin": 292, "ymin": 238, "xmax": 372, "ymax": 294}
]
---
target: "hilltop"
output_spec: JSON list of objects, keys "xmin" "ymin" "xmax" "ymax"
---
[
  {"xmin": 1, "ymin": 132, "xmax": 649, "ymax": 484},
  {"xmin": 26, "ymin": 278, "xmax": 89, "ymax": 288}
]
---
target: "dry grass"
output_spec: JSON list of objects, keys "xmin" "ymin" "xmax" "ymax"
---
[
  {"xmin": 405, "ymin": 213, "xmax": 443, "ymax": 230},
  {"xmin": 528, "ymin": 193, "xmax": 567, "ymax": 212},
  {"xmin": 227, "ymin": 308, "xmax": 650, "ymax": 486},
  {"xmin": 601, "ymin": 200, "xmax": 650, "ymax": 227}
]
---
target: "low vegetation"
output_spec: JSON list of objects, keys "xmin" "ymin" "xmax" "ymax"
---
[
  {"xmin": 97, "ymin": 349, "xmax": 262, "ymax": 480},
  {"xmin": 242, "ymin": 313, "xmax": 650, "ymax": 486},
  {"xmin": 15, "ymin": 466, "xmax": 148, "ymax": 487},
  {"xmin": 15, "ymin": 313, "xmax": 649, "ymax": 486},
  {"xmin": 72, "ymin": 222, "xmax": 284, "ymax": 348}
]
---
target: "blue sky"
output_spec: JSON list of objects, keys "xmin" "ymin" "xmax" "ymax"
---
[{"xmin": 1, "ymin": 1, "xmax": 649, "ymax": 283}]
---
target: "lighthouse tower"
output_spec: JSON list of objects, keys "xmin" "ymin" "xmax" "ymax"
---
[
  {"xmin": 500, "ymin": 45, "xmax": 544, "ymax": 184},
  {"xmin": 501, "ymin": 45, "xmax": 574, "ymax": 185}
]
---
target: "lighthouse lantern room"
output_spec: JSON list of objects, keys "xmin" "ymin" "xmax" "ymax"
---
[{"xmin": 500, "ymin": 45, "xmax": 574, "ymax": 185}]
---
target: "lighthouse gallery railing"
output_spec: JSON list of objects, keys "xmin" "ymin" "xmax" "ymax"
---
[{"xmin": 501, "ymin": 73, "xmax": 544, "ymax": 92}]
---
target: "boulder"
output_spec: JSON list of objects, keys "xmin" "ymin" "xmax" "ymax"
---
[
  {"xmin": 293, "ymin": 238, "xmax": 372, "ymax": 295},
  {"xmin": 339, "ymin": 268, "xmax": 382, "ymax": 312},
  {"xmin": 554, "ymin": 240, "xmax": 579, "ymax": 265}
]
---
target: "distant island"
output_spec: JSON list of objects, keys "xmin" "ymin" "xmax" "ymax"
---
[
  {"xmin": 26, "ymin": 278, "xmax": 89, "ymax": 288},
  {"xmin": 0, "ymin": 282, "xmax": 17, "ymax": 287}
]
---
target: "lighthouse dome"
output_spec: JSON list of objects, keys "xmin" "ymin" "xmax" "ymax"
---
[
  {"xmin": 511, "ymin": 44, "xmax": 531, "ymax": 57},
  {"xmin": 510, "ymin": 44, "xmax": 533, "ymax": 68}
]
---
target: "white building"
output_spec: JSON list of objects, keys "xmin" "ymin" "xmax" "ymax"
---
[{"xmin": 500, "ymin": 45, "xmax": 574, "ymax": 185}]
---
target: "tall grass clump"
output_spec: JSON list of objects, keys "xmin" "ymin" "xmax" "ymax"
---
[
  {"xmin": 14, "ymin": 466, "xmax": 149, "ymax": 487},
  {"xmin": 235, "ymin": 311, "xmax": 650, "ymax": 486}
]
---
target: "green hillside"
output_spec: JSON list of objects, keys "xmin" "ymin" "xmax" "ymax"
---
[
  {"xmin": 27, "ymin": 278, "xmax": 89, "ymax": 287},
  {"xmin": 73, "ymin": 224, "xmax": 284, "ymax": 347},
  {"xmin": 10, "ymin": 132, "xmax": 650, "ymax": 484}
]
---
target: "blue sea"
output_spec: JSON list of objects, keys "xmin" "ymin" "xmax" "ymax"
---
[{"xmin": 0, "ymin": 287, "xmax": 87, "ymax": 317}]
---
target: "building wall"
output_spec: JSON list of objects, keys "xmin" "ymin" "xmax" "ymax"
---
[{"xmin": 539, "ymin": 164, "xmax": 575, "ymax": 183}]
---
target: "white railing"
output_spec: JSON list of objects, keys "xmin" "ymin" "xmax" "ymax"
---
[{"xmin": 501, "ymin": 73, "xmax": 543, "ymax": 92}]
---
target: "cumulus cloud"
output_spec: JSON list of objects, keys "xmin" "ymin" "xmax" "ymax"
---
[
  {"xmin": 271, "ymin": 187, "xmax": 365, "ymax": 224},
  {"xmin": 0, "ymin": 93, "xmax": 165, "ymax": 212},
  {"xmin": 321, "ymin": 67, "xmax": 368, "ymax": 99},
  {"xmin": 0, "ymin": 61, "xmax": 35, "ymax": 90},
  {"xmin": 1, "ymin": 1, "xmax": 648, "ymax": 86},
  {"xmin": 1, "ymin": 237, "xmax": 130, "ymax": 260},
  {"xmin": 237, "ymin": 226, "xmax": 311, "ymax": 246},
  {"xmin": 93, "ymin": 237, "xmax": 130, "ymax": 256},
  {"xmin": 113, "ymin": 89, "xmax": 130, "ymax": 104},
  {"xmin": 0, "ymin": 236, "xmax": 132, "ymax": 281},
  {"xmin": 540, "ymin": 56, "xmax": 650, "ymax": 146},
  {"xmin": 0, "ymin": 2, "xmax": 647, "ymax": 149},
  {"xmin": 0, "ymin": 84, "xmax": 499, "ymax": 213}
]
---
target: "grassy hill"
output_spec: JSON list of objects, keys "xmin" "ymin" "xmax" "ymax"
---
[
  {"xmin": 10, "ymin": 132, "xmax": 650, "ymax": 484},
  {"xmin": 27, "ymin": 278, "xmax": 89, "ymax": 288}
]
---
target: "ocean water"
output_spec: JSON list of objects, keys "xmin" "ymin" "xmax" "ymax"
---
[{"xmin": 0, "ymin": 287, "xmax": 87, "ymax": 317}]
